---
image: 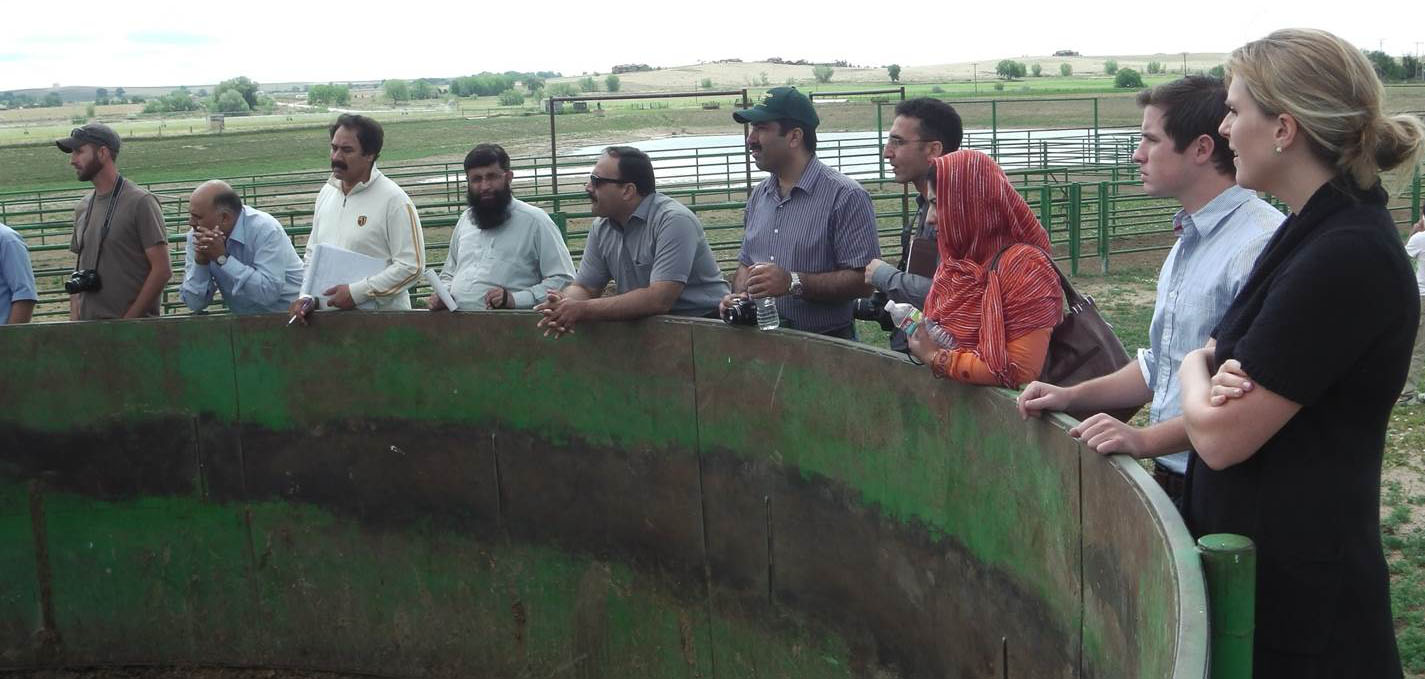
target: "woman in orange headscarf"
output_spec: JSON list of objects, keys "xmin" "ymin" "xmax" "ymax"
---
[{"xmin": 907, "ymin": 150, "xmax": 1062, "ymax": 388}]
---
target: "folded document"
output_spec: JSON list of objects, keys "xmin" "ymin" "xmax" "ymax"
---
[{"xmin": 299, "ymin": 243, "xmax": 386, "ymax": 311}]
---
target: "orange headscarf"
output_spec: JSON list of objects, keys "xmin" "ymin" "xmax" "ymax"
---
[{"xmin": 922, "ymin": 150, "xmax": 1063, "ymax": 385}]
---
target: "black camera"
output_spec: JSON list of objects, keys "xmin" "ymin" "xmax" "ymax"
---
[
  {"xmin": 64, "ymin": 269, "xmax": 102, "ymax": 294},
  {"xmin": 721, "ymin": 297, "xmax": 759, "ymax": 327},
  {"xmin": 852, "ymin": 291, "xmax": 894, "ymax": 331}
]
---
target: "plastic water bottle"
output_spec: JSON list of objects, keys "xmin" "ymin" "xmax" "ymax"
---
[
  {"xmin": 756, "ymin": 296, "xmax": 780, "ymax": 331},
  {"xmin": 884, "ymin": 299, "xmax": 956, "ymax": 348}
]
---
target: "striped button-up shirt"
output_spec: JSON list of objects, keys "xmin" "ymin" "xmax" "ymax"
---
[
  {"xmin": 739, "ymin": 158, "xmax": 881, "ymax": 334},
  {"xmin": 1139, "ymin": 185, "xmax": 1283, "ymax": 473}
]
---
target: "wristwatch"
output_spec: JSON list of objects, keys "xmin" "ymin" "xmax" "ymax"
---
[
  {"xmin": 215, "ymin": 254, "xmax": 228, "ymax": 266},
  {"xmin": 789, "ymin": 272, "xmax": 803, "ymax": 298}
]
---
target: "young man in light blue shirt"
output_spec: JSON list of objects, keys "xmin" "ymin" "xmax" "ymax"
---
[
  {"xmin": 1017, "ymin": 76, "xmax": 1285, "ymax": 499},
  {"xmin": 0, "ymin": 222, "xmax": 38, "ymax": 324},
  {"xmin": 180, "ymin": 180, "xmax": 304, "ymax": 314}
]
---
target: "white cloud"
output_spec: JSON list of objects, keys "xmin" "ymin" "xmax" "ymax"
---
[{"xmin": 0, "ymin": 0, "xmax": 1420, "ymax": 90}]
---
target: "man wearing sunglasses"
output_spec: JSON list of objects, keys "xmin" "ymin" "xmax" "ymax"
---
[
  {"xmin": 864, "ymin": 98, "xmax": 962, "ymax": 352},
  {"xmin": 536, "ymin": 146, "xmax": 729, "ymax": 337},
  {"xmin": 721, "ymin": 87, "xmax": 880, "ymax": 338}
]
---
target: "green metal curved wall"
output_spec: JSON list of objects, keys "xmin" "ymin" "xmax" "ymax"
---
[{"xmin": 0, "ymin": 313, "xmax": 1207, "ymax": 678}]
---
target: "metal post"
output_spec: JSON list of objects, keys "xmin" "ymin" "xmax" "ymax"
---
[
  {"xmin": 991, "ymin": 100, "xmax": 999, "ymax": 161},
  {"xmin": 1097, "ymin": 181, "xmax": 1111, "ymax": 273},
  {"xmin": 1068, "ymin": 183, "xmax": 1081, "ymax": 275},
  {"xmin": 876, "ymin": 103, "xmax": 885, "ymax": 180},
  {"xmin": 1092, "ymin": 98, "xmax": 1101, "ymax": 165},
  {"xmin": 742, "ymin": 89, "xmax": 752, "ymax": 198},
  {"xmin": 1198, "ymin": 534, "xmax": 1256, "ymax": 679},
  {"xmin": 552, "ymin": 212, "xmax": 567, "ymax": 241},
  {"xmin": 1039, "ymin": 186, "xmax": 1052, "ymax": 238},
  {"xmin": 1412, "ymin": 165, "xmax": 1421, "ymax": 224},
  {"xmin": 548, "ymin": 99, "xmax": 559, "ymax": 213}
]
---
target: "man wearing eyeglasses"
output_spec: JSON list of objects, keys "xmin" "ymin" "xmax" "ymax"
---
[
  {"xmin": 720, "ymin": 87, "xmax": 880, "ymax": 338},
  {"xmin": 535, "ymin": 146, "xmax": 728, "ymax": 337},
  {"xmin": 864, "ymin": 98, "xmax": 962, "ymax": 352}
]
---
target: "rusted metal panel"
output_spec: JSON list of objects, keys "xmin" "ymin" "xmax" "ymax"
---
[
  {"xmin": 691, "ymin": 324, "xmax": 1082, "ymax": 678},
  {"xmin": 0, "ymin": 314, "xmax": 1208, "ymax": 678},
  {"xmin": 1080, "ymin": 449, "xmax": 1209, "ymax": 679}
]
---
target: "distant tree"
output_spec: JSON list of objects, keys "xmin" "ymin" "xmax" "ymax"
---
[
  {"xmin": 214, "ymin": 76, "xmax": 260, "ymax": 110},
  {"xmin": 887, "ymin": 64, "xmax": 901, "ymax": 82},
  {"xmin": 114, "ymin": 87, "xmax": 126, "ymax": 102},
  {"xmin": 1031, "ymin": 63, "xmax": 1043, "ymax": 77},
  {"xmin": 1104, "ymin": 59, "xmax": 1119, "ymax": 75},
  {"xmin": 605, "ymin": 74, "xmax": 621, "ymax": 92},
  {"xmin": 1145, "ymin": 61, "xmax": 1162, "ymax": 75},
  {"xmin": 197, "ymin": 89, "xmax": 209, "ymax": 97},
  {"xmin": 759, "ymin": 71, "xmax": 770, "ymax": 86},
  {"xmin": 995, "ymin": 59, "xmax": 1026, "ymax": 80},
  {"xmin": 85, "ymin": 103, "xmax": 96, "ymax": 118},
  {"xmin": 498, "ymin": 89, "xmax": 525, "ymax": 106},
  {"xmin": 384, "ymin": 79, "xmax": 411, "ymax": 102},
  {"xmin": 308, "ymin": 83, "xmax": 350, "ymax": 106},
  {"xmin": 993, "ymin": 82, "xmax": 1005, "ymax": 91},
  {"xmin": 1114, "ymin": 68, "xmax": 1144, "ymax": 88},
  {"xmin": 700, "ymin": 77, "xmax": 714, "ymax": 89},
  {"xmin": 1403, "ymin": 55, "xmax": 1423, "ymax": 82},
  {"xmin": 1060, "ymin": 62, "xmax": 1073, "ymax": 77},
  {"xmin": 578, "ymin": 76, "xmax": 598, "ymax": 92},
  {"xmin": 214, "ymin": 89, "xmax": 251, "ymax": 113},
  {"xmin": 94, "ymin": 87, "xmax": 109, "ymax": 105},
  {"xmin": 812, "ymin": 64, "xmax": 834, "ymax": 83},
  {"xmin": 1208, "ymin": 65, "xmax": 1226, "ymax": 79},
  {"xmin": 1364, "ymin": 51, "xmax": 1404, "ymax": 81},
  {"xmin": 142, "ymin": 87, "xmax": 200, "ymax": 113},
  {"xmin": 524, "ymin": 76, "xmax": 545, "ymax": 93},
  {"xmin": 548, "ymin": 82, "xmax": 579, "ymax": 97},
  {"xmin": 42, "ymin": 92, "xmax": 63, "ymax": 107},
  {"xmin": 410, "ymin": 79, "xmax": 438, "ymax": 100}
]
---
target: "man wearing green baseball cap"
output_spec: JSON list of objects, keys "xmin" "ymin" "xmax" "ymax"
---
[{"xmin": 721, "ymin": 87, "xmax": 880, "ymax": 338}]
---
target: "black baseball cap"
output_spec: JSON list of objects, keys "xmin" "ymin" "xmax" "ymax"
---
[
  {"xmin": 733, "ymin": 87, "xmax": 820, "ymax": 128},
  {"xmin": 56, "ymin": 123, "xmax": 121, "ymax": 154}
]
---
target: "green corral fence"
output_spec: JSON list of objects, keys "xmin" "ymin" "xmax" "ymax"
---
[
  {"xmin": 0, "ymin": 312, "xmax": 1245, "ymax": 678},
  {"xmin": 1, "ymin": 95, "xmax": 1421, "ymax": 319}
]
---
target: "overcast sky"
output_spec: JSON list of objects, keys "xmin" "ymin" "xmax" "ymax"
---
[{"xmin": 1, "ymin": 0, "xmax": 1420, "ymax": 91}]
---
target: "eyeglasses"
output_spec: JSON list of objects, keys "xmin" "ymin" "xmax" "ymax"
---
[
  {"xmin": 588, "ymin": 173, "xmax": 633, "ymax": 187},
  {"xmin": 884, "ymin": 137, "xmax": 930, "ymax": 150}
]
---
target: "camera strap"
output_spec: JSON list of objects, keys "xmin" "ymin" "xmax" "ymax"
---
[{"xmin": 73, "ymin": 176, "xmax": 125, "ymax": 273}]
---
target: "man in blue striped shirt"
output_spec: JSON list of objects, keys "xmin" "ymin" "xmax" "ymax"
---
[
  {"xmin": 1017, "ymin": 76, "xmax": 1283, "ymax": 499},
  {"xmin": 721, "ymin": 87, "xmax": 880, "ymax": 338}
]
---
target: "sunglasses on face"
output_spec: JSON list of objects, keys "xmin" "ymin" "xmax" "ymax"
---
[{"xmin": 588, "ymin": 173, "xmax": 633, "ymax": 187}]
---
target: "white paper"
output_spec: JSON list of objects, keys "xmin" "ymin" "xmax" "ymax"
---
[
  {"xmin": 299, "ymin": 243, "xmax": 386, "ymax": 310},
  {"xmin": 424, "ymin": 269, "xmax": 458, "ymax": 311}
]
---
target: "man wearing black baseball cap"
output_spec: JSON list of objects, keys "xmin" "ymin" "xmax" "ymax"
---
[
  {"xmin": 57, "ymin": 123, "xmax": 171, "ymax": 320},
  {"xmin": 721, "ymin": 87, "xmax": 880, "ymax": 338}
]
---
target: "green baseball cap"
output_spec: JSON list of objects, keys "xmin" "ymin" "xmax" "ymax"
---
[{"xmin": 733, "ymin": 87, "xmax": 820, "ymax": 128}]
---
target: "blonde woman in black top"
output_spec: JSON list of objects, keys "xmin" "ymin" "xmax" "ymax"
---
[{"xmin": 1178, "ymin": 28, "xmax": 1424, "ymax": 678}]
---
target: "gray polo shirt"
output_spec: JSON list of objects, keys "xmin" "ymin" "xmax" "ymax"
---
[
  {"xmin": 575, "ymin": 192, "xmax": 730, "ymax": 316},
  {"xmin": 738, "ymin": 157, "xmax": 881, "ymax": 334}
]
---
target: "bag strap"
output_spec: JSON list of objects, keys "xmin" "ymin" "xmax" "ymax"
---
[
  {"xmin": 987, "ymin": 243, "xmax": 1091, "ymax": 311},
  {"xmin": 74, "ymin": 176, "xmax": 125, "ymax": 272}
]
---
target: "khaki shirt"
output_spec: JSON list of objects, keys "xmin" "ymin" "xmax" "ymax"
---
[{"xmin": 69, "ymin": 181, "xmax": 169, "ymax": 319}]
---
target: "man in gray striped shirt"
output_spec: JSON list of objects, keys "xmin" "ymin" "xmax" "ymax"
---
[{"xmin": 721, "ymin": 87, "xmax": 880, "ymax": 338}]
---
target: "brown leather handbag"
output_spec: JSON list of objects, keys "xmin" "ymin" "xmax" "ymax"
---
[
  {"xmin": 991, "ymin": 246, "xmax": 1138, "ymax": 422},
  {"xmin": 1040, "ymin": 263, "xmax": 1139, "ymax": 422}
]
